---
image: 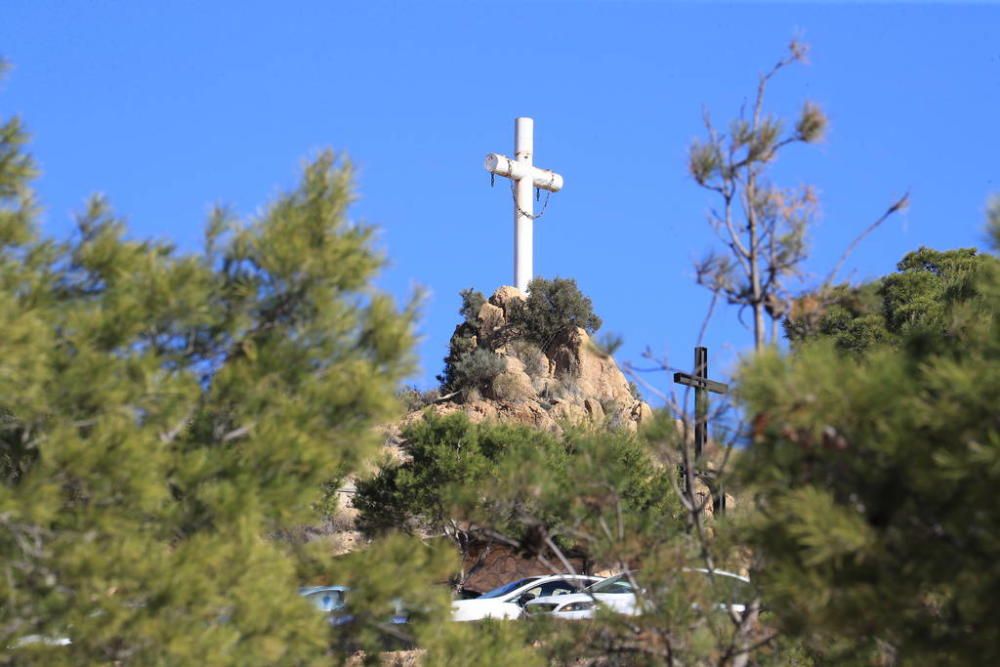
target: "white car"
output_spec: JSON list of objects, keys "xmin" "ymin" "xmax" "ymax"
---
[
  {"xmin": 524, "ymin": 569, "xmax": 752, "ymax": 620},
  {"xmin": 451, "ymin": 574, "xmax": 600, "ymax": 622}
]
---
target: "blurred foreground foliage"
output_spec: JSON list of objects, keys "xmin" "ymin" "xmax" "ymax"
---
[
  {"xmin": 0, "ymin": 85, "xmax": 426, "ymax": 664},
  {"xmin": 736, "ymin": 212, "xmax": 1000, "ymax": 665}
]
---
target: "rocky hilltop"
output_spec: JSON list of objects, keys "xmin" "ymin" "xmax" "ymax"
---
[
  {"xmin": 329, "ymin": 284, "xmax": 658, "ymax": 560},
  {"xmin": 402, "ymin": 285, "xmax": 653, "ymax": 434}
]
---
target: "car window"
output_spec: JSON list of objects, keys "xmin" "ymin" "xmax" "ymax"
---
[
  {"xmin": 529, "ymin": 578, "xmax": 587, "ymax": 599},
  {"xmin": 479, "ymin": 577, "xmax": 540, "ymax": 599},
  {"xmin": 308, "ymin": 589, "xmax": 345, "ymax": 612},
  {"xmin": 589, "ymin": 575, "xmax": 635, "ymax": 595}
]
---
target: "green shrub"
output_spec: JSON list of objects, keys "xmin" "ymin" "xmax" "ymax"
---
[
  {"xmin": 507, "ymin": 277, "xmax": 602, "ymax": 350},
  {"xmin": 458, "ymin": 287, "xmax": 486, "ymax": 328},
  {"xmin": 398, "ymin": 385, "xmax": 441, "ymax": 412},
  {"xmin": 592, "ymin": 331, "xmax": 624, "ymax": 358},
  {"xmin": 437, "ymin": 288, "xmax": 488, "ymax": 392},
  {"xmin": 437, "ymin": 330, "xmax": 477, "ymax": 391},
  {"xmin": 627, "ymin": 381, "xmax": 642, "ymax": 401},
  {"xmin": 451, "ymin": 348, "xmax": 506, "ymax": 398},
  {"xmin": 439, "ymin": 279, "xmax": 602, "ymax": 395},
  {"xmin": 354, "ymin": 412, "xmax": 676, "ymax": 546}
]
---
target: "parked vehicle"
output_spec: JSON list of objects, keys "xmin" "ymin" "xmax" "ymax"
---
[
  {"xmin": 300, "ymin": 585, "xmax": 349, "ymax": 613},
  {"xmin": 451, "ymin": 574, "xmax": 600, "ymax": 622},
  {"xmin": 524, "ymin": 569, "xmax": 752, "ymax": 620},
  {"xmin": 299, "ymin": 585, "xmax": 408, "ymax": 626},
  {"xmin": 523, "ymin": 572, "xmax": 639, "ymax": 619}
]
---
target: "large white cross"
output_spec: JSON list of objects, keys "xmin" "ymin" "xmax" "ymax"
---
[{"xmin": 484, "ymin": 117, "xmax": 564, "ymax": 294}]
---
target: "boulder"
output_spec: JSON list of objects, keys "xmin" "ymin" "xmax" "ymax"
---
[
  {"xmin": 583, "ymin": 398, "xmax": 605, "ymax": 422},
  {"xmin": 489, "ymin": 285, "xmax": 526, "ymax": 318},
  {"xmin": 550, "ymin": 400, "xmax": 588, "ymax": 426},
  {"xmin": 490, "ymin": 367, "xmax": 534, "ymax": 403},
  {"xmin": 476, "ymin": 302, "xmax": 505, "ymax": 338}
]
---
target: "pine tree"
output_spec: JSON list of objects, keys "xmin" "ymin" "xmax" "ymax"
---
[
  {"xmin": 0, "ymin": 70, "xmax": 418, "ymax": 664},
  {"xmin": 735, "ymin": 212, "xmax": 1000, "ymax": 664}
]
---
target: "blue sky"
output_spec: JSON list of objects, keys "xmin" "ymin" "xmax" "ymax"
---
[{"xmin": 2, "ymin": 2, "xmax": 997, "ymax": 398}]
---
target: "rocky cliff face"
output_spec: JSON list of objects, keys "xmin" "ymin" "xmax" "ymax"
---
[{"xmin": 405, "ymin": 286, "xmax": 653, "ymax": 433}]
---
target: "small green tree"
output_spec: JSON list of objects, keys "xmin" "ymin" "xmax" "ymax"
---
[
  {"xmin": 509, "ymin": 277, "xmax": 602, "ymax": 350},
  {"xmin": 437, "ymin": 288, "xmax": 487, "ymax": 393}
]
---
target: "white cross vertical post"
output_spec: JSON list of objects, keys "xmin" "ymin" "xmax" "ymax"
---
[{"xmin": 484, "ymin": 117, "xmax": 564, "ymax": 293}]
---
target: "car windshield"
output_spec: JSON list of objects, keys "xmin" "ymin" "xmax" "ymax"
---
[
  {"xmin": 692, "ymin": 571, "xmax": 753, "ymax": 604},
  {"xmin": 587, "ymin": 574, "xmax": 635, "ymax": 595},
  {"xmin": 478, "ymin": 577, "xmax": 541, "ymax": 599}
]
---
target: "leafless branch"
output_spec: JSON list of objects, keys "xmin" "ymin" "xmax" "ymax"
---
[
  {"xmin": 824, "ymin": 192, "xmax": 910, "ymax": 288},
  {"xmin": 221, "ymin": 423, "xmax": 254, "ymax": 443}
]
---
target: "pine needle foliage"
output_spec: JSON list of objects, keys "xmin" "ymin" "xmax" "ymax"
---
[
  {"xmin": 354, "ymin": 413, "xmax": 677, "ymax": 570},
  {"xmin": 0, "ymin": 80, "xmax": 416, "ymax": 664},
  {"xmin": 736, "ymin": 224, "xmax": 1000, "ymax": 664},
  {"xmin": 785, "ymin": 247, "xmax": 997, "ymax": 355},
  {"xmin": 509, "ymin": 277, "xmax": 602, "ymax": 350}
]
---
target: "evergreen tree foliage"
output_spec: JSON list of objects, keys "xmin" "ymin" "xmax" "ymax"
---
[
  {"xmin": 510, "ymin": 277, "xmax": 602, "ymax": 350},
  {"xmin": 0, "ymin": 80, "xmax": 417, "ymax": 664},
  {"xmin": 359, "ymin": 411, "xmax": 785, "ymax": 665},
  {"xmin": 736, "ymin": 222, "xmax": 1000, "ymax": 664},
  {"xmin": 436, "ymin": 288, "xmax": 487, "ymax": 392},
  {"xmin": 458, "ymin": 287, "xmax": 487, "ymax": 328},
  {"xmin": 786, "ymin": 246, "xmax": 997, "ymax": 354},
  {"xmin": 354, "ymin": 413, "xmax": 676, "ymax": 564},
  {"xmin": 450, "ymin": 348, "xmax": 507, "ymax": 399}
]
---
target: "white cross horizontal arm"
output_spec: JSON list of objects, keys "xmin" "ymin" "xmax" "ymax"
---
[{"xmin": 484, "ymin": 153, "xmax": 564, "ymax": 192}]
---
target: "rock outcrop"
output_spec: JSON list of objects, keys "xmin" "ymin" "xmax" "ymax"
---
[{"xmin": 407, "ymin": 286, "xmax": 653, "ymax": 434}]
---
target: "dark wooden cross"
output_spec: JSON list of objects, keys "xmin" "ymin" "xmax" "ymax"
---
[{"xmin": 673, "ymin": 346, "xmax": 729, "ymax": 513}]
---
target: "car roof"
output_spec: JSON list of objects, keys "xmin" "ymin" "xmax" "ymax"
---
[
  {"xmin": 490, "ymin": 574, "xmax": 599, "ymax": 598},
  {"xmin": 684, "ymin": 568, "xmax": 751, "ymax": 583},
  {"xmin": 299, "ymin": 585, "xmax": 349, "ymax": 595}
]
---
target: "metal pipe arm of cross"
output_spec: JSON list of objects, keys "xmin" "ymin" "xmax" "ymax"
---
[{"xmin": 484, "ymin": 154, "xmax": 564, "ymax": 192}]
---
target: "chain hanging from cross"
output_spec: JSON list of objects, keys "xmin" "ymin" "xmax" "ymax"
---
[{"xmin": 491, "ymin": 160, "xmax": 553, "ymax": 220}]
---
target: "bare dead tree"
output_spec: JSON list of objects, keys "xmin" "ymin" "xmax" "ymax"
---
[
  {"xmin": 688, "ymin": 40, "xmax": 826, "ymax": 352},
  {"xmin": 689, "ymin": 41, "xmax": 906, "ymax": 355}
]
